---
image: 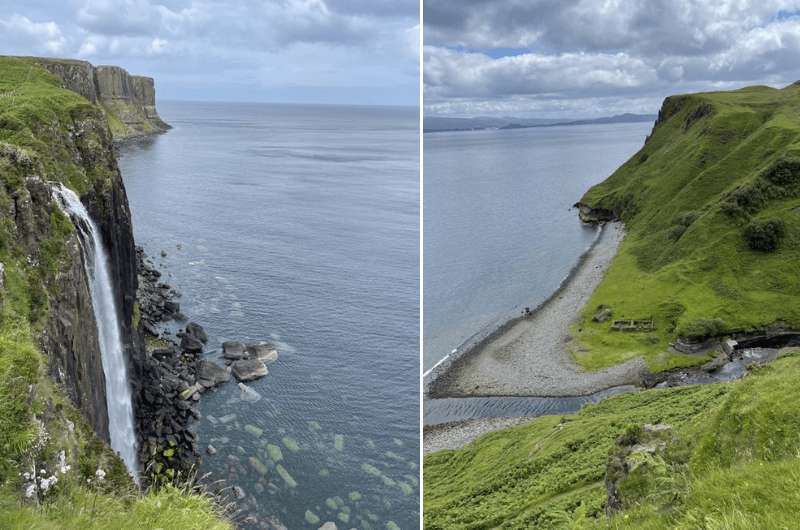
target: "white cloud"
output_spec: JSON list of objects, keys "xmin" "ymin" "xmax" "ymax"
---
[
  {"xmin": 0, "ymin": 14, "xmax": 66, "ymax": 54},
  {"xmin": 425, "ymin": 0, "xmax": 800, "ymax": 116}
]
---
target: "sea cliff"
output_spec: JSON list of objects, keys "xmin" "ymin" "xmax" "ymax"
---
[
  {"xmin": 33, "ymin": 57, "xmax": 170, "ymax": 141},
  {"xmin": 0, "ymin": 56, "xmax": 227, "ymax": 527},
  {"xmin": 424, "ymin": 82, "xmax": 800, "ymax": 529}
]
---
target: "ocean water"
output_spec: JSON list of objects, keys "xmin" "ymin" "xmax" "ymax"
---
[
  {"xmin": 423, "ymin": 122, "xmax": 652, "ymax": 372},
  {"xmin": 118, "ymin": 101, "xmax": 419, "ymax": 529}
]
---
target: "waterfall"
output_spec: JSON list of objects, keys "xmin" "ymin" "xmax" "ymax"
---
[{"xmin": 53, "ymin": 185, "xmax": 139, "ymax": 484}]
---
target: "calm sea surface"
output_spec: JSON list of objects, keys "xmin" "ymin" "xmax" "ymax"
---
[
  {"xmin": 119, "ymin": 101, "xmax": 419, "ymax": 529},
  {"xmin": 423, "ymin": 122, "xmax": 651, "ymax": 372}
]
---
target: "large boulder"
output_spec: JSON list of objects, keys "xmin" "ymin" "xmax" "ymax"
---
[
  {"xmin": 197, "ymin": 360, "xmax": 230, "ymax": 388},
  {"xmin": 247, "ymin": 341, "xmax": 279, "ymax": 364},
  {"xmin": 222, "ymin": 341, "xmax": 247, "ymax": 360},
  {"xmin": 185, "ymin": 322, "xmax": 208, "ymax": 343},
  {"xmin": 231, "ymin": 359, "xmax": 268, "ymax": 382},
  {"xmin": 180, "ymin": 333, "xmax": 204, "ymax": 353}
]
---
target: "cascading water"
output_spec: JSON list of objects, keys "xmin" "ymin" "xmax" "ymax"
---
[{"xmin": 53, "ymin": 185, "xmax": 139, "ymax": 484}]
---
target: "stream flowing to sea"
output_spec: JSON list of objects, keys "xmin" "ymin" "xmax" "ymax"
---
[
  {"xmin": 423, "ymin": 122, "xmax": 653, "ymax": 373},
  {"xmin": 118, "ymin": 101, "xmax": 419, "ymax": 529}
]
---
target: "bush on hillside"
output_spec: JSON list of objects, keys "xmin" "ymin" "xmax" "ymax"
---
[
  {"xmin": 744, "ymin": 218, "xmax": 786, "ymax": 251},
  {"xmin": 761, "ymin": 158, "xmax": 800, "ymax": 187},
  {"xmin": 679, "ymin": 318, "xmax": 727, "ymax": 341}
]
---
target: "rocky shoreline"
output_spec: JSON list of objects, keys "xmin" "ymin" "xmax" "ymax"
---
[
  {"xmin": 427, "ymin": 222, "xmax": 645, "ymax": 399},
  {"xmin": 134, "ymin": 247, "xmax": 276, "ymax": 485}
]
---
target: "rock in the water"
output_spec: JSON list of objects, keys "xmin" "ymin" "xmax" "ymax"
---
[
  {"xmin": 319, "ymin": 522, "xmax": 337, "ymax": 530},
  {"xmin": 233, "ymin": 485, "xmax": 246, "ymax": 500},
  {"xmin": 198, "ymin": 360, "xmax": 230, "ymax": 387},
  {"xmin": 231, "ymin": 359, "xmax": 268, "ymax": 382},
  {"xmin": 206, "ymin": 444, "xmax": 217, "ymax": 455},
  {"xmin": 142, "ymin": 321, "xmax": 160, "ymax": 337},
  {"xmin": 722, "ymin": 338, "xmax": 738, "ymax": 357},
  {"xmin": 239, "ymin": 382, "xmax": 262, "ymax": 402},
  {"xmin": 164, "ymin": 300, "xmax": 180, "ymax": 314},
  {"xmin": 186, "ymin": 322, "xmax": 208, "ymax": 343},
  {"xmin": 222, "ymin": 340, "xmax": 247, "ymax": 360},
  {"xmin": 246, "ymin": 341, "xmax": 279, "ymax": 364},
  {"xmin": 218, "ymin": 413, "xmax": 237, "ymax": 424},
  {"xmin": 179, "ymin": 383, "xmax": 203, "ymax": 400},
  {"xmin": 180, "ymin": 333, "xmax": 204, "ymax": 353}
]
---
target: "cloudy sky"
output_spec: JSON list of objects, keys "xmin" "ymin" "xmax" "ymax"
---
[
  {"xmin": 425, "ymin": 0, "xmax": 800, "ymax": 118},
  {"xmin": 0, "ymin": 0, "xmax": 419, "ymax": 105}
]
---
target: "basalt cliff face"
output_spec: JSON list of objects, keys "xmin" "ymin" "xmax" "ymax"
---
[
  {"xmin": 34, "ymin": 57, "xmax": 170, "ymax": 141},
  {"xmin": 0, "ymin": 56, "xmax": 197, "ymax": 486}
]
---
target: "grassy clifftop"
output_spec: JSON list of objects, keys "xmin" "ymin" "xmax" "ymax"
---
[
  {"xmin": 572, "ymin": 83, "xmax": 800, "ymax": 371},
  {"xmin": 0, "ymin": 56, "xmax": 228, "ymax": 528},
  {"xmin": 425, "ymin": 350, "xmax": 800, "ymax": 529}
]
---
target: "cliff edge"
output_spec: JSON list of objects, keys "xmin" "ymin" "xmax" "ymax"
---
[
  {"xmin": 0, "ymin": 56, "xmax": 227, "ymax": 526},
  {"xmin": 32, "ymin": 57, "xmax": 170, "ymax": 141}
]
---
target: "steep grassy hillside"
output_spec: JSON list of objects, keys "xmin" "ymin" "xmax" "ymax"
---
[
  {"xmin": 424, "ymin": 350, "xmax": 800, "ymax": 529},
  {"xmin": 0, "ymin": 56, "xmax": 228, "ymax": 528},
  {"xmin": 572, "ymin": 84, "xmax": 800, "ymax": 371}
]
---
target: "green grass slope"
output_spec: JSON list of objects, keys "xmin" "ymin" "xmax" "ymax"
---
[
  {"xmin": 0, "ymin": 56, "xmax": 229, "ymax": 528},
  {"xmin": 572, "ymin": 83, "xmax": 800, "ymax": 371},
  {"xmin": 424, "ymin": 351, "xmax": 800, "ymax": 529}
]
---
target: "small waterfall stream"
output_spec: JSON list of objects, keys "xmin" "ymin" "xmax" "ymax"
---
[{"xmin": 53, "ymin": 185, "xmax": 139, "ymax": 483}]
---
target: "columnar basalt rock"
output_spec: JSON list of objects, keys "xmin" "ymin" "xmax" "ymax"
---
[{"xmin": 35, "ymin": 58, "xmax": 170, "ymax": 140}]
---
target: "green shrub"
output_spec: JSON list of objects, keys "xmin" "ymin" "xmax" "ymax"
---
[
  {"xmin": 679, "ymin": 318, "xmax": 727, "ymax": 340},
  {"xmin": 668, "ymin": 224, "xmax": 687, "ymax": 241},
  {"xmin": 744, "ymin": 218, "xmax": 786, "ymax": 251},
  {"xmin": 673, "ymin": 210, "xmax": 699, "ymax": 227},
  {"xmin": 761, "ymin": 158, "xmax": 800, "ymax": 187}
]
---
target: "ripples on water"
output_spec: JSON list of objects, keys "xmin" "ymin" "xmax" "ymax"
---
[
  {"xmin": 423, "ymin": 123, "xmax": 652, "ymax": 371},
  {"xmin": 119, "ymin": 101, "xmax": 419, "ymax": 529}
]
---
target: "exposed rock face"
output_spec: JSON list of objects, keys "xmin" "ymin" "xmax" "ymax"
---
[
  {"xmin": 574, "ymin": 202, "xmax": 617, "ymax": 224},
  {"xmin": 2, "ymin": 98, "xmax": 138, "ymax": 444},
  {"xmin": 35, "ymin": 58, "xmax": 170, "ymax": 141},
  {"xmin": 10, "ymin": 177, "xmax": 108, "ymax": 439}
]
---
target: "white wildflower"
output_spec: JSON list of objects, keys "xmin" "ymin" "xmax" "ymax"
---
[
  {"xmin": 58, "ymin": 450, "xmax": 70, "ymax": 474},
  {"xmin": 39, "ymin": 475, "xmax": 58, "ymax": 494},
  {"xmin": 95, "ymin": 468, "xmax": 106, "ymax": 481},
  {"xmin": 24, "ymin": 483, "xmax": 36, "ymax": 499},
  {"xmin": 39, "ymin": 469, "xmax": 46, "ymax": 475}
]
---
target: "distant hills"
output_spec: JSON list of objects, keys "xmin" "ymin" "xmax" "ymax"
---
[{"xmin": 423, "ymin": 113, "xmax": 656, "ymax": 133}]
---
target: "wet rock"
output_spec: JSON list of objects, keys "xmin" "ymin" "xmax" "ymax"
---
[
  {"xmin": 179, "ymin": 383, "xmax": 203, "ymax": 400},
  {"xmin": 233, "ymin": 485, "xmax": 246, "ymax": 500},
  {"xmin": 231, "ymin": 359, "xmax": 268, "ymax": 382},
  {"xmin": 219, "ymin": 413, "xmax": 237, "ymax": 424},
  {"xmin": 223, "ymin": 341, "xmax": 247, "ymax": 360},
  {"xmin": 186, "ymin": 322, "xmax": 208, "ymax": 343},
  {"xmin": 239, "ymin": 382, "xmax": 262, "ymax": 402},
  {"xmin": 319, "ymin": 523, "xmax": 338, "ymax": 530},
  {"xmin": 198, "ymin": 360, "xmax": 230, "ymax": 387},
  {"xmin": 180, "ymin": 333, "xmax": 204, "ymax": 353},
  {"xmin": 722, "ymin": 339, "xmax": 738, "ymax": 357},
  {"xmin": 206, "ymin": 444, "xmax": 217, "ymax": 455},
  {"xmin": 247, "ymin": 341, "xmax": 278, "ymax": 364},
  {"xmin": 142, "ymin": 321, "xmax": 160, "ymax": 336}
]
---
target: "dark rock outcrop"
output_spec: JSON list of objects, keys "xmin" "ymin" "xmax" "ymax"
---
[
  {"xmin": 231, "ymin": 360, "xmax": 268, "ymax": 382},
  {"xmin": 34, "ymin": 58, "xmax": 170, "ymax": 141},
  {"xmin": 574, "ymin": 202, "xmax": 618, "ymax": 224}
]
